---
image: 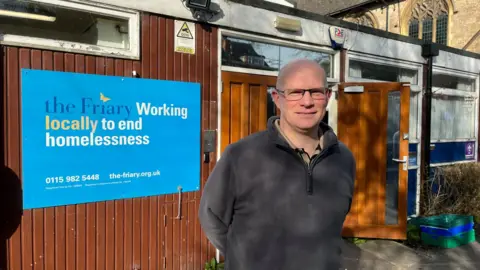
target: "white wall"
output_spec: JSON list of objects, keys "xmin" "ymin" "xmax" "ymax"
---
[
  {"xmin": 343, "ymin": 31, "xmax": 424, "ymax": 64},
  {"xmin": 81, "ymin": 0, "xmax": 480, "ymax": 73},
  {"xmin": 434, "ymin": 50, "xmax": 480, "ymax": 74}
]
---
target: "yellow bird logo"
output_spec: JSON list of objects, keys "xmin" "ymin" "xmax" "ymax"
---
[{"xmin": 100, "ymin": 92, "xmax": 111, "ymax": 103}]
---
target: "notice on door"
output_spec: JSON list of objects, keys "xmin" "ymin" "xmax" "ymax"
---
[
  {"xmin": 21, "ymin": 69, "xmax": 201, "ymax": 209},
  {"xmin": 174, "ymin": 20, "xmax": 195, "ymax": 54}
]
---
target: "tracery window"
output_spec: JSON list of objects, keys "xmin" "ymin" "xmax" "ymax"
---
[{"xmin": 407, "ymin": 0, "xmax": 450, "ymax": 45}]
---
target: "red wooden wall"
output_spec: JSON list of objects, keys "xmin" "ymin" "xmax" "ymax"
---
[{"xmin": 1, "ymin": 13, "xmax": 218, "ymax": 270}]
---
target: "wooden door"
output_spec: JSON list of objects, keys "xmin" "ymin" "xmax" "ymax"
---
[
  {"xmin": 221, "ymin": 71, "xmax": 277, "ymax": 152},
  {"xmin": 338, "ymin": 82, "xmax": 410, "ymax": 240}
]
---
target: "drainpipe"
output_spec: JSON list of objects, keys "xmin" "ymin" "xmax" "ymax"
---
[
  {"xmin": 385, "ymin": 5, "xmax": 389, "ymax": 31},
  {"xmin": 421, "ymin": 43, "xmax": 439, "ymax": 197}
]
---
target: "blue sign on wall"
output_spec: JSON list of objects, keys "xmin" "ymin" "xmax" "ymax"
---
[
  {"xmin": 430, "ymin": 141, "xmax": 477, "ymax": 164},
  {"xmin": 21, "ymin": 69, "xmax": 201, "ymax": 209}
]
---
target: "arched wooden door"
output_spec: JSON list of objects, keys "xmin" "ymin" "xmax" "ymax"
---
[{"xmin": 338, "ymin": 82, "xmax": 410, "ymax": 240}]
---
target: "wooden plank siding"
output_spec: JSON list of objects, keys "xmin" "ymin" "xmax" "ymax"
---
[{"xmin": 1, "ymin": 13, "xmax": 218, "ymax": 270}]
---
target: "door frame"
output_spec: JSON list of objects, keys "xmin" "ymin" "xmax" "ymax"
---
[
  {"xmin": 220, "ymin": 71, "xmax": 278, "ymax": 152},
  {"xmin": 338, "ymin": 82, "xmax": 411, "ymax": 240},
  {"xmin": 345, "ymin": 52, "xmax": 424, "ymax": 217}
]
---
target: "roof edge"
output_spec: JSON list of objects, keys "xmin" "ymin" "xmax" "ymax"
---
[{"xmin": 227, "ymin": 0, "xmax": 480, "ymax": 60}]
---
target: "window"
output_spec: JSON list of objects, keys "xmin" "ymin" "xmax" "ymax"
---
[
  {"xmin": 422, "ymin": 18, "xmax": 433, "ymax": 42},
  {"xmin": 0, "ymin": 0, "xmax": 139, "ymax": 58},
  {"xmin": 433, "ymin": 73, "xmax": 476, "ymax": 92},
  {"xmin": 221, "ymin": 36, "xmax": 333, "ymax": 77},
  {"xmin": 348, "ymin": 58, "xmax": 421, "ymax": 141},
  {"xmin": 431, "ymin": 73, "xmax": 477, "ymax": 141},
  {"xmin": 349, "ymin": 60, "xmax": 418, "ymax": 85},
  {"xmin": 408, "ymin": 19, "xmax": 419, "ymax": 38},
  {"xmin": 407, "ymin": 0, "xmax": 450, "ymax": 45}
]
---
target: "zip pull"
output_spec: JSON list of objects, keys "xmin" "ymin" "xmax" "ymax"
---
[{"xmin": 306, "ymin": 170, "xmax": 313, "ymax": 195}]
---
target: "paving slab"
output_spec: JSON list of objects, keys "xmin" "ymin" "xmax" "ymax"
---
[
  {"xmin": 342, "ymin": 237, "xmax": 480, "ymax": 269},
  {"xmin": 355, "ymin": 240, "xmax": 422, "ymax": 268},
  {"xmin": 341, "ymin": 240, "xmax": 400, "ymax": 269}
]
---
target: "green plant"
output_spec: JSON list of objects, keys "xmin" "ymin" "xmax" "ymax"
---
[
  {"xmin": 406, "ymin": 223, "xmax": 421, "ymax": 245},
  {"xmin": 344, "ymin": 237, "xmax": 367, "ymax": 245},
  {"xmin": 205, "ymin": 257, "xmax": 224, "ymax": 270}
]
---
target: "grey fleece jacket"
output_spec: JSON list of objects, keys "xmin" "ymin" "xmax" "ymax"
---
[{"xmin": 198, "ymin": 116, "xmax": 356, "ymax": 270}]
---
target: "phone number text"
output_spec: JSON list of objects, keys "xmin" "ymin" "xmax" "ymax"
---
[{"xmin": 46, "ymin": 174, "xmax": 100, "ymax": 184}]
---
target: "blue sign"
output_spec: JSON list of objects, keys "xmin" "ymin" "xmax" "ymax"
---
[{"xmin": 21, "ymin": 69, "xmax": 201, "ymax": 209}]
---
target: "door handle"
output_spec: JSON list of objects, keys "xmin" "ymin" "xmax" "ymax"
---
[
  {"xmin": 392, "ymin": 158, "xmax": 407, "ymax": 163},
  {"xmin": 392, "ymin": 156, "xmax": 408, "ymax": 170}
]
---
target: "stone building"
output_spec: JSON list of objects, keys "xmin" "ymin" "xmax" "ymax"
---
[{"xmin": 295, "ymin": 0, "xmax": 480, "ymax": 53}]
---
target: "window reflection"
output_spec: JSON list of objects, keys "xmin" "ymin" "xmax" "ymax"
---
[
  {"xmin": 432, "ymin": 73, "xmax": 475, "ymax": 92},
  {"xmin": 0, "ymin": 0, "xmax": 130, "ymax": 49},
  {"xmin": 349, "ymin": 60, "xmax": 418, "ymax": 84},
  {"xmin": 222, "ymin": 37, "xmax": 278, "ymax": 71},
  {"xmin": 280, "ymin": 46, "xmax": 331, "ymax": 77},
  {"xmin": 222, "ymin": 36, "xmax": 332, "ymax": 76}
]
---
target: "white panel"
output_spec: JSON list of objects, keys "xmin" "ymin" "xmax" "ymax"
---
[
  {"xmin": 85, "ymin": 0, "xmax": 430, "ymax": 63},
  {"xmin": 343, "ymin": 32, "xmax": 424, "ymax": 64},
  {"xmin": 85, "ymin": 0, "xmax": 480, "ymax": 71},
  {"xmin": 434, "ymin": 50, "xmax": 480, "ymax": 74}
]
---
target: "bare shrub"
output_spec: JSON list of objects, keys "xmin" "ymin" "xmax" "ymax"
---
[{"xmin": 421, "ymin": 162, "xmax": 480, "ymax": 221}]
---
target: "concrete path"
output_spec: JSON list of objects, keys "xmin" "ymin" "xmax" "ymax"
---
[{"xmin": 341, "ymin": 237, "xmax": 480, "ymax": 269}]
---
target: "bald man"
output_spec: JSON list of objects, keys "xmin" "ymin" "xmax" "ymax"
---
[{"xmin": 199, "ymin": 59, "xmax": 356, "ymax": 270}]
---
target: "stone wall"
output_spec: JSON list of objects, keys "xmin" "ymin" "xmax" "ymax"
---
[{"xmin": 369, "ymin": 0, "xmax": 480, "ymax": 53}]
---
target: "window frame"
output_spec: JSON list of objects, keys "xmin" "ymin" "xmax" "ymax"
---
[
  {"xmin": 430, "ymin": 66, "xmax": 479, "ymax": 143},
  {"xmin": 346, "ymin": 52, "xmax": 423, "ymax": 92},
  {"xmin": 219, "ymin": 29, "xmax": 340, "ymax": 83},
  {"xmin": 0, "ymin": 0, "xmax": 140, "ymax": 59}
]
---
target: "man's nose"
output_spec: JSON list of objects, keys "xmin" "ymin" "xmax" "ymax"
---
[{"xmin": 301, "ymin": 91, "xmax": 314, "ymax": 106}]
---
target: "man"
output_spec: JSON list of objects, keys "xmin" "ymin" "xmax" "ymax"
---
[{"xmin": 198, "ymin": 59, "xmax": 356, "ymax": 270}]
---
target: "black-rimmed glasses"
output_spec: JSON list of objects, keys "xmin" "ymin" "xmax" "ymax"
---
[{"xmin": 276, "ymin": 87, "xmax": 331, "ymax": 101}]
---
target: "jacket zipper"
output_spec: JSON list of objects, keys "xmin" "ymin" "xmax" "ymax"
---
[
  {"xmin": 306, "ymin": 149, "xmax": 330, "ymax": 195},
  {"xmin": 280, "ymin": 144, "xmax": 337, "ymax": 195}
]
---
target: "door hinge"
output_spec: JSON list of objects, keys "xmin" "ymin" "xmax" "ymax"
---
[
  {"xmin": 163, "ymin": 257, "xmax": 166, "ymax": 269},
  {"xmin": 164, "ymin": 214, "xmax": 167, "ymax": 227},
  {"xmin": 221, "ymin": 81, "xmax": 224, "ymax": 93}
]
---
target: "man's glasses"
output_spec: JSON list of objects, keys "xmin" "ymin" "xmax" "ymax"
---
[{"xmin": 276, "ymin": 88, "xmax": 331, "ymax": 101}]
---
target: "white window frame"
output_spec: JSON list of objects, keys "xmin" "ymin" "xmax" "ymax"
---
[
  {"xmin": 430, "ymin": 67, "xmax": 479, "ymax": 145},
  {"xmin": 0, "ymin": 0, "xmax": 140, "ymax": 59},
  {"xmin": 346, "ymin": 52, "xmax": 424, "ymax": 144},
  {"xmin": 346, "ymin": 52, "xmax": 423, "ymax": 90},
  {"xmin": 219, "ymin": 29, "xmax": 340, "ymax": 83}
]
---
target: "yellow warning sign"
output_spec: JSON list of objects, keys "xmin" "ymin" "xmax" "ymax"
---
[
  {"xmin": 176, "ymin": 22, "xmax": 193, "ymax": 39},
  {"xmin": 174, "ymin": 20, "xmax": 195, "ymax": 54}
]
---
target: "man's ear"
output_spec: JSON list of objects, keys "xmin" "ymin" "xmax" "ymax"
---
[
  {"xmin": 326, "ymin": 88, "xmax": 332, "ymax": 100},
  {"xmin": 271, "ymin": 91, "xmax": 281, "ymax": 109}
]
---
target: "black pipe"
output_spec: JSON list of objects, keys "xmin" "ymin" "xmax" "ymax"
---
[
  {"xmin": 421, "ymin": 43, "xmax": 439, "ymax": 186},
  {"xmin": 385, "ymin": 5, "xmax": 389, "ymax": 31}
]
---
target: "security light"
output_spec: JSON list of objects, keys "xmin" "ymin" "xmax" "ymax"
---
[{"xmin": 185, "ymin": 0, "xmax": 211, "ymax": 11}]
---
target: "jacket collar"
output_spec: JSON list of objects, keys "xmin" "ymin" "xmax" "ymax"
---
[{"xmin": 267, "ymin": 116, "xmax": 338, "ymax": 151}]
